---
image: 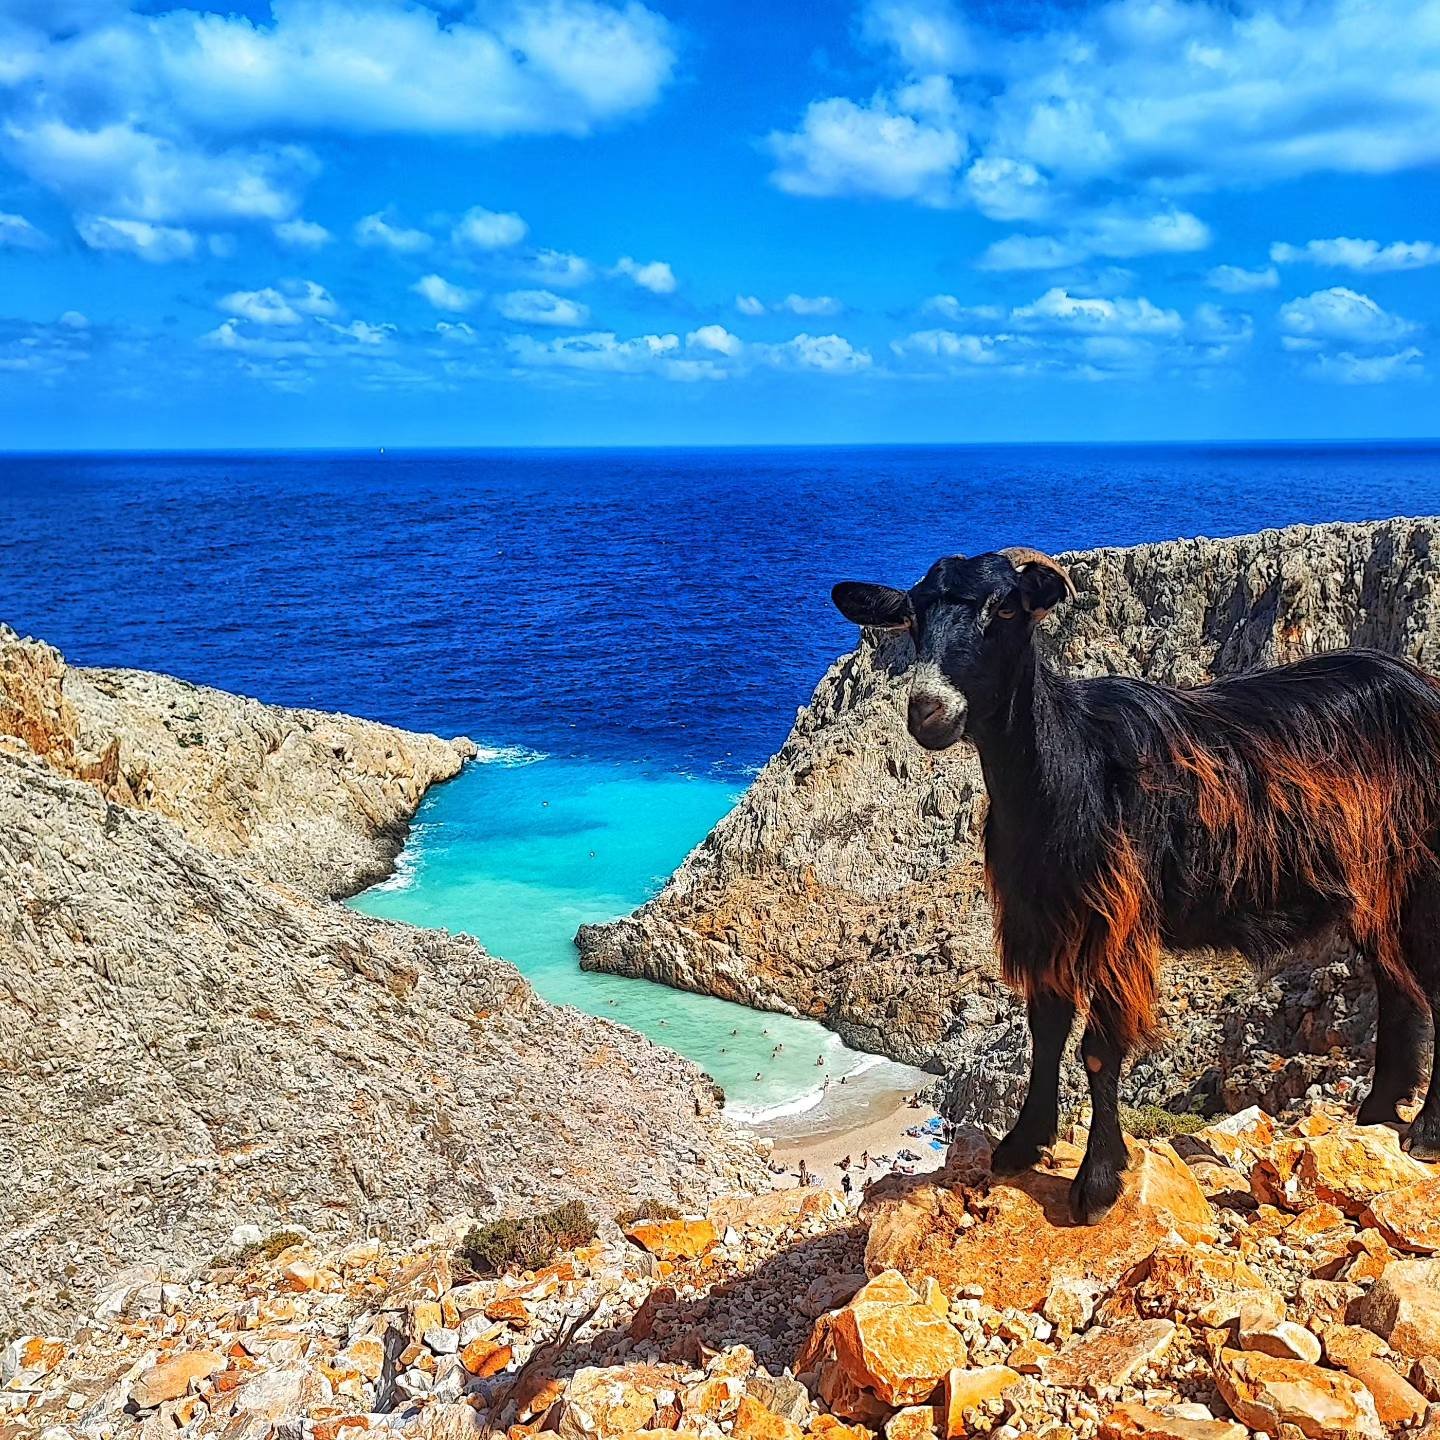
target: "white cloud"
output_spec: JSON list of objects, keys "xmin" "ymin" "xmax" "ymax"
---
[
  {"xmin": 76, "ymin": 213, "xmax": 197, "ymax": 262},
  {"xmin": 1308, "ymin": 347, "xmax": 1426, "ymax": 384},
  {"xmin": 891, "ymin": 329, "xmax": 1028, "ymax": 367},
  {"xmin": 1278, "ymin": 287, "xmax": 1416, "ymax": 344},
  {"xmin": 921, "ymin": 296, "xmax": 1004, "ymax": 323},
  {"xmin": 58, "ymin": 310, "xmax": 89, "ymax": 329},
  {"xmin": 1011, "ymin": 288, "xmax": 1182, "ymax": 336},
  {"xmin": 768, "ymin": 94, "xmax": 965, "ymax": 205},
  {"xmin": 614, "ymin": 256, "xmax": 677, "ymax": 294},
  {"xmin": 453, "ymin": 207, "xmax": 528, "ymax": 251},
  {"xmin": 290, "ymin": 280, "xmax": 338, "ymax": 317},
  {"xmin": 765, "ymin": 333, "xmax": 872, "ymax": 373},
  {"xmin": 509, "ymin": 329, "xmax": 683, "ymax": 374},
  {"xmin": 1207, "ymin": 264, "xmax": 1279, "ymax": 294},
  {"xmin": 1271, "ymin": 237, "xmax": 1440, "ymax": 273},
  {"xmin": 355, "ymin": 212, "xmax": 432, "ymax": 253},
  {"xmin": 435, "ymin": 321, "xmax": 478, "ymax": 345},
  {"xmin": 324, "ymin": 319, "xmax": 394, "ymax": 346},
  {"xmin": 779, "ymin": 293, "xmax": 844, "ymax": 317},
  {"xmin": 735, "ymin": 295, "xmax": 766, "ymax": 316},
  {"xmin": 0, "ymin": 211, "xmax": 47, "ymax": 250},
  {"xmin": 413, "ymin": 273, "xmax": 478, "ymax": 313},
  {"xmin": 979, "ymin": 207, "xmax": 1210, "ymax": 271},
  {"xmin": 767, "ymin": 0, "xmax": 1440, "ymax": 228},
  {"xmin": 219, "ymin": 286, "xmax": 301, "ymax": 326},
  {"xmin": 274, "ymin": 217, "xmax": 331, "ymax": 250},
  {"xmin": 497, "ymin": 289, "xmax": 590, "ymax": 326},
  {"xmin": 530, "ymin": 250, "xmax": 594, "ymax": 287},
  {"xmin": 687, "ymin": 324, "xmax": 742, "ymax": 357}
]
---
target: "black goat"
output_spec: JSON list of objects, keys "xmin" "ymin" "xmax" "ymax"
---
[{"xmin": 833, "ymin": 547, "xmax": 1440, "ymax": 1224}]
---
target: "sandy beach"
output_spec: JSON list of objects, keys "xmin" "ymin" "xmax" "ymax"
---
[{"xmin": 765, "ymin": 1086, "xmax": 949, "ymax": 1193}]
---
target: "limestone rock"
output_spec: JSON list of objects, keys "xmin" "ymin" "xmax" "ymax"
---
[
  {"xmin": 1236, "ymin": 1309, "xmax": 1322, "ymax": 1365},
  {"xmin": 1337, "ymin": 1356, "xmax": 1429, "ymax": 1429},
  {"xmin": 940, "ymin": 1366, "xmax": 1023, "ymax": 1432},
  {"xmin": 1364, "ymin": 1177, "xmax": 1440, "ymax": 1254},
  {"xmin": 1098, "ymin": 1403, "xmax": 1246, "ymax": 1440},
  {"xmin": 864, "ymin": 1143, "xmax": 1212, "ymax": 1311},
  {"xmin": 1349, "ymin": 1257, "xmax": 1440, "ymax": 1360},
  {"xmin": 623, "ymin": 1218, "xmax": 718, "ymax": 1262},
  {"xmin": 1135, "ymin": 1241, "xmax": 1278, "ymax": 1326},
  {"xmin": 129, "ymin": 1350, "xmax": 227, "ymax": 1410},
  {"xmin": 827, "ymin": 1273, "xmax": 968, "ymax": 1408},
  {"xmin": 1044, "ymin": 1320, "xmax": 1177, "ymax": 1393},
  {"xmin": 1250, "ymin": 1123, "xmax": 1433, "ymax": 1216},
  {"xmin": 1212, "ymin": 1348, "xmax": 1385, "ymax": 1440}
]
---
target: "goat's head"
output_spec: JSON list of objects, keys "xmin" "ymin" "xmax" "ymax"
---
[{"xmin": 831, "ymin": 548, "xmax": 1075, "ymax": 750}]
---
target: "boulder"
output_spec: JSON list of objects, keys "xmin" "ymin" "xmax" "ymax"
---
[
  {"xmin": 557, "ymin": 1365, "xmax": 667, "ymax": 1440},
  {"xmin": 1337, "ymin": 1356, "xmax": 1429, "ymax": 1429},
  {"xmin": 1044, "ymin": 1320, "xmax": 1176, "ymax": 1393},
  {"xmin": 940, "ymin": 1366, "xmax": 1023, "ymax": 1433},
  {"xmin": 1236, "ymin": 1305, "xmax": 1322, "ymax": 1364},
  {"xmin": 1349, "ymin": 1257, "xmax": 1440, "ymax": 1360},
  {"xmin": 884, "ymin": 1406, "xmax": 940, "ymax": 1440},
  {"xmin": 1250, "ymin": 1122, "xmax": 1432, "ymax": 1216},
  {"xmin": 1098, "ymin": 1403, "xmax": 1246, "ymax": 1440},
  {"xmin": 623, "ymin": 1218, "xmax": 718, "ymax": 1262},
  {"xmin": 864, "ymin": 1143, "xmax": 1212, "ymax": 1311},
  {"xmin": 129, "ymin": 1350, "xmax": 228, "ymax": 1410},
  {"xmin": 734, "ymin": 1395, "xmax": 806, "ymax": 1440},
  {"xmin": 1364, "ymin": 1177, "xmax": 1440, "ymax": 1254},
  {"xmin": 1135, "ymin": 1241, "xmax": 1278, "ymax": 1326},
  {"xmin": 1212, "ymin": 1348, "xmax": 1385, "ymax": 1440}
]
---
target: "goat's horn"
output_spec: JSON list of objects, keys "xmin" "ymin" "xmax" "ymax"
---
[{"xmin": 999, "ymin": 546, "xmax": 1077, "ymax": 598}]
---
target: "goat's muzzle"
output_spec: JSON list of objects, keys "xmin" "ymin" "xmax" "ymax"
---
[{"xmin": 907, "ymin": 692, "xmax": 965, "ymax": 750}]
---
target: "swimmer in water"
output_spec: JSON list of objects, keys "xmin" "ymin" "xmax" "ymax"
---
[
  {"xmin": 816, "ymin": 1055, "xmax": 825, "ymax": 1066},
  {"xmin": 754, "ymin": 1072, "xmax": 762, "ymax": 1082}
]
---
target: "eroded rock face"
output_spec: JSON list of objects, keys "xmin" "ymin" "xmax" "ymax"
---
[
  {"xmin": 0, "ymin": 633, "xmax": 769, "ymax": 1338},
  {"xmin": 577, "ymin": 518, "xmax": 1440, "ymax": 1126}
]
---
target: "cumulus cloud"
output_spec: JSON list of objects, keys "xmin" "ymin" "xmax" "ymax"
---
[
  {"xmin": 454, "ymin": 207, "xmax": 528, "ymax": 251},
  {"xmin": 435, "ymin": 321, "xmax": 479, "ymax": 345},
  {"xmin": 687, "ymin": 324, "xmax": 742, "ymax": 356},
  {"xmin": 509, "ymin": 329, "xmax": 683, "ymax": 374},
  {"xmin": 497, "ymin": 289, "xmax": 590, "ymax": 326},
  {"xmin": 766, "ymin": 0, "xmax": 1440, "ymax": 240},
  {"xmin": 1010, "ymin": 288, "xmax": 1182, "ymax": 336},
  {"xmin": 1207, "ymin": 264, "xmax": 1279, "ymax": 294},
  {"xmin": 978, "ymin": 207, "xmax": 1210, "ymax": 271},
  {"xmin": 355, "ymin": 212, "xmax": 432, "ymax": 253},
  {"xmin": 219, "ymin": 286, "xmax": 301, "ymax": 326},
  {"xmin": 0, "ymin": 212, "xmax": 47, "ymax": 250},
  {"xmin": 76, "ymin": 213, "xmax": 197, "ymax": 262},
  {"xmin": 778, "ymin": 294, "xmax": 843, "ymax": 317},
  {"xmin": 274, "ymin": 217, "xmax": 331, "ymax": 250},
  {"xmin": 1278, "ymin": 287, "xmax": 1416, "ymax": 344},
  {"xmin": 529, "ymin": 250, "xmax": 594, "ymax": 287},
  {"xmin": 614, "ymin": 256, "xmax": 677, "ymax": 294},
  {"xmin": 763, "ymin": 333, "xmax": 872, "ymax": 373},
  {"xmin": 1271, "ymin": 237, "xmax": 1440, "ymax": 273},
  {"xmin": 413, "ymin": 274, "xmax": 478, "ymax": 313},
  {"xmin": 735, "ymin": 295, "xmax": 766, "ymax": 316},
  {"xmin": 921, "ymin": 296, "xmax": 1004, "ymax": 323}
]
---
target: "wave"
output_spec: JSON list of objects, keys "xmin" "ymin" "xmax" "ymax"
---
[
  {"xmin": 725, "ymin": 1083, "xmax": 828, "ymax": 1126},
  {"xmin": 472, "ymin": 742, "xmax": 548, "ymax": 766},
  {"xmin": 371, "ymin": 839, "xmax": 421, "ymax": 892}
]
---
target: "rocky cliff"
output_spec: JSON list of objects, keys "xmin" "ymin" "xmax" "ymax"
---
[
  {"xmin": 0, "ymin": 629, "xmax": 767, "ymax": 1339},
  {"xmin": 577, "ymin": 517, "xmax": 1440, "ymax": 1123}
]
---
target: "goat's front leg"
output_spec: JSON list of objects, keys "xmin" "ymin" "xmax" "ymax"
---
[
  {"xmin": 991, "ymin": 989, "xmax": 1076, "ymax": 1173},
  {"xmin": 1071, "ymin": 1002, "xmax": 1130, "ymax": 1225}
]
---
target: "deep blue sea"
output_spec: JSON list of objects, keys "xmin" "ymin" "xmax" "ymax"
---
[{"xmin": 5, "ymin": 444, "xmax": 1438, "ymax": 1122}]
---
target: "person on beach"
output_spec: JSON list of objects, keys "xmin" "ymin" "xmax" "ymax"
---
[
  {"xmin": 797, "ymin": 1159, "xmax": 812, "ymax": 1186},
  {"xmin": 860, "ymin": 1149, "xmax": 869, "ymax": 1169}
]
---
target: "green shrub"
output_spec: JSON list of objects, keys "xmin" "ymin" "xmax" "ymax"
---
[
  {"xmin": 459, "ymin": 1201, "xmax": 595, "ymax": 1275},
  {"xmin": 1120, "ymin": 1103, "xmax": 1208, "ymax": 1139},
  {"xmin": 228, "ymin": 1229, "xmax": 308, "ymax": 1266},
  {"xmin": 614, "ymin": 1199, "xmax": 681, "ymax": 1228}
]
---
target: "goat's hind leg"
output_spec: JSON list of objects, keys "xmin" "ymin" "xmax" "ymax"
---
[
  {"xmin": 1397, "ymin": 880, "xmax": 1440, "ymax": 1159},
  {"xmin": 1357, "ymin": 962, "xmax": 1430, "ymax": 1127},
  {"xmin": 991, "ymin": 990, "xmax": 1076, "ymax": 1173},
  {"xmin": 1070, "ymin": 998, "xmax": 1131, "ymax": 1226}
]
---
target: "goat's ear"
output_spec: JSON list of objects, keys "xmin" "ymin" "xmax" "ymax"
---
[
  {"xmin": 1000, "ymin": 548, "xmax": 1076, "ymax": 621},
  {"xmin": 831, "ymin": 581, "xmax": 912, "ymax": 629}
]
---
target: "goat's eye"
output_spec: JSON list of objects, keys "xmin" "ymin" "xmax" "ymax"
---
[{"xmin": 994, "ymin": 604, "xmax": 1019, "ymax": 621}]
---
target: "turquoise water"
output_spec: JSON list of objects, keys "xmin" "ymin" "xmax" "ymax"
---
[{"xmin": 349, "ymin": 750, "xmax": 915, "ymax": 1124}]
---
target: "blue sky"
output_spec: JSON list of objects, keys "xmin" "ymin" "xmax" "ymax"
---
[{"xmin": 1, "ymin": 0, "xmax": 1439, "ymax": 447}]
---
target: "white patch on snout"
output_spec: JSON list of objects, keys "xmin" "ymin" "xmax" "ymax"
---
[{"xmin": 909, "ymin": 659, "xmax": 965, "ymax": 717}]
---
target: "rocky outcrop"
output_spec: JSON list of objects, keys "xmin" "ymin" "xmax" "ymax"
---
[
  {"xmin": 7, "ymin": 1097, "xmax": 1436, "ymax": 1439},
  {"xmin": 577, "ymin": 518, "xmax": 1440, "ymax": 1124},
  {"xmin": 0, "ymin": 624, "xmax": 476, "ymax": 899},
  {"xmin": 0, "ymin": 630, "xmax": 768, "ymax": 1339}
]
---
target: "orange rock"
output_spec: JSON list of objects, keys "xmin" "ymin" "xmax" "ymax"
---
[
  {"xmin": 623, "ymin": 1218, "xmax": 718, "ymax": 1262},
  {"xmin": 864, "ymin": 1143, "xmax": 1212, "ymax": 1312},
  {"xmin": 683, "ymin": 1376, "xmax": 745, "ymax": 1424},
  {"xmin": 1320, "ymin": 1324, "xmax": 1386, "ymax": 1370},
  {"xmin": 557, "ymin": 1366, "xmax": 666, "ymax": 1440},
  {"xmin": 941, "ymin": 1366, "xmax": 1022, "ymax": 1434},
  {"xmin": 333, "ymin": 1336, "xmax": 386, "ymax": 1381},
  {"xmin": 829, "ymin": 1274, "xmax": 968, "ymax": 1408},
  {"xmin": 1192, "ymin": 1107, "xmax": 1276, "ymax": 1171},
  {"xmin": 487, "ymin": 1296, "xmax": 533, "ymax": 1327},
  {"xmin": 710, "ymin": 1188, "xmax": 846, "ymax": 1234},
  {"xmin": 1349, "ymin": 1257, "xmax": 1440, "ymax": 1359},
  {"xmin": 1044, "ymin": 1320, "xmax": 1176, "ymax": 1392},
  {"xmin": 1411, "ymin": 1355, "xmax": 1440, "ymax": 1402},
  {"xmin": 1338, "ymin": 1355, "xmax": 1429, "ymax": 1429},
  {"xmin": 1136, "ymin": 1241, "xmax": 1278, "ymax": 1326},
  {"xmin": 1293, "ymin": 1280, "xmax": 1364, "ymax": 1329},
  {"xmin": 1364, "ymin": 1176, "xmax": 1440, "ymax": 1254},
  {"xmin": 1098, "ymin": 1402, "xmax": 1246, "ymax": 1440},
  {"xmin": 1212, "ymin": 1348, "xmax": 1385, "ymax": 1440},
  {"xmin": 1006, "ymin": 1341, "xmax": 1055, "ymax": 1375},
  {"xmin": 1236, "ymin": 1302, "xmax": 1321, "ymax": 1364},
  {"xmin": 459, "ymin": 1339, "xmax": 513, "ymax": 1377},
  {"xmin": 1250, "ymin": 1123, "xmax": 1432, "ymax": 1216},
  {"xmin": 129, "ymin": 1350, "xmax": 227, "ymax": 1410},
  {"xmin": 516, "ymin": 1373, "xmax": 567, "ymax": 1423},
  {"xmin": 734, "ymin": 1395, "xmax": 805, "ymax": 1440},
  {"xmin": 1288, "ymin": 1201, "xmax": 1349, "ymax": 1238},
  {"xmin": 816, "ymin": 1357, "xmax": 893, "ymax": 1427},
  {"xmin": 809, "ymin": 1417, "xmax": 875, "ymax": 1440},
  {"xmin": 884, "ymin": 1407, "xmax": 940, "ymax": 1440},
  {"xmin": 1184, "ymin": 1160, "xmax": 1252, "ymax": 1199}
]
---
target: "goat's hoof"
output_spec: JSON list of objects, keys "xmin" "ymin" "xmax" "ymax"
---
[
  {"xmin": 1069, "ymin": 1167, "xmax": 1123, "ymax": 1226},
  {"xmin": 1356, "ymin": 1099, "xmax": 1403, "ymax": 1127},
  {"xmin": 991, "ymin": 1133, "xmax": 1046, "ymax": 1175},
  {"xmin": 1402, "ymin": 1120, "xmax": 1440, "ymax": 1162}
]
